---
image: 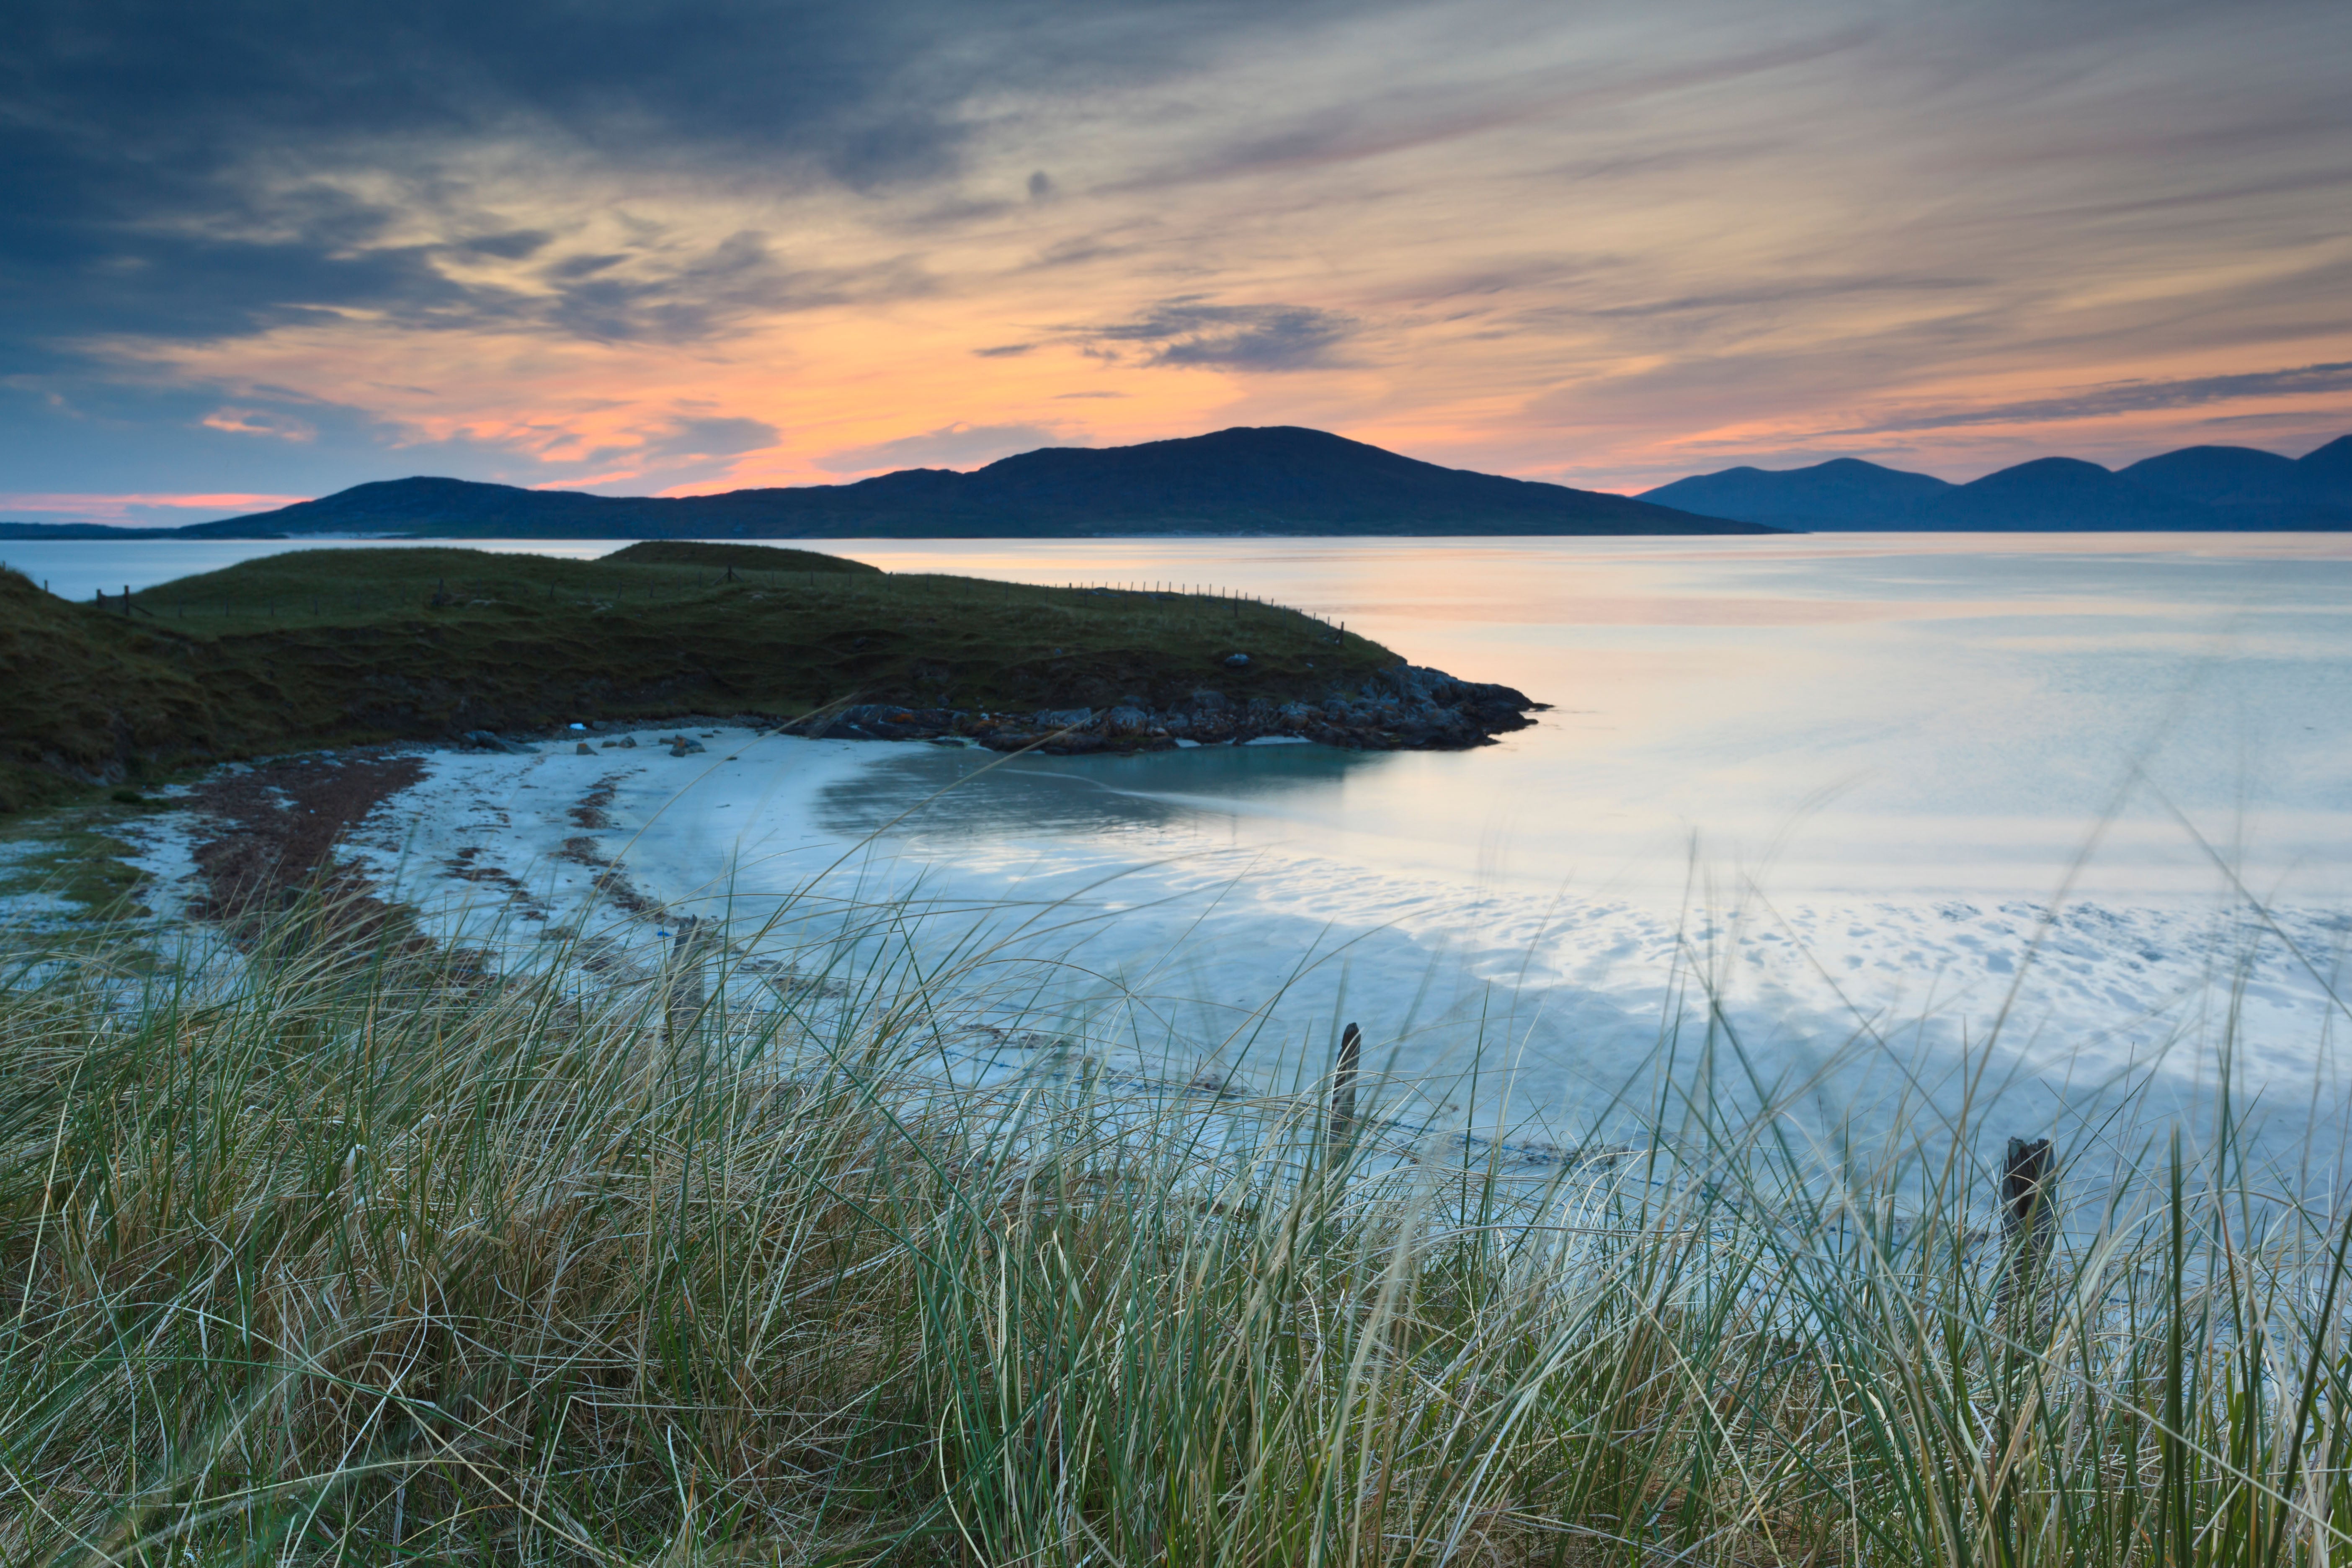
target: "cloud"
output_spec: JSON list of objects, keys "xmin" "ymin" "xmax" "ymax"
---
[
  {"xmin": 5, "ymin": 0, "xmax": 2351, "ymax": 500},
  {"xmin": 532, "ymin": 232, "xmax": 919, "ymax": 343},
  {"xmin": 813, "ymin": 421, "xmax": 1086, "ymax": 473},
  {"xmin": 0, "ymin": 0, "xmax": 1333, "ymax": 376},
  {"xmin": 1074, "ymin": 300, "xmax": 1359, "ymax": 370},
  {"xmin": 199, "ymin": 406, "xmax": 317, "ymax": 441},
  {"xmin": 1836, "ymin": 361, "xmax": 2352, "ymax": 435},
  {"xmin": 644, "ymin": 415, "xmax": 780, "ymax": 460}
]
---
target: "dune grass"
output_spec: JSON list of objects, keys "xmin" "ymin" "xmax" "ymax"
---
[{"xmin": 3, "ymin": 872, "xmax": 2350, "ymax": 1567}]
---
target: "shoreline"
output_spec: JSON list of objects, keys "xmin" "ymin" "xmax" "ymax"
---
[
  {"xmin": 27, "ymin": 727, "xmax": 2332, "ymax": 1177},
  {"xmin": 781, "ymin": 661, "xmax": 1545, "ymax": 752}
]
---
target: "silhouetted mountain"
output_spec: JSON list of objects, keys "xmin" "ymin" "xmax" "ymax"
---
[
  {"xmin": 2297, "ymin": 433, "xmax": 2352, "ymax": 494},
  {"xmin": 177, "ymin": 427, "xmax": 1768, "ymax": 540},
  {"xmin": 2117, "ymin": 444, "xmax": 2308, "ymax": 506},
  {"xmin": 1641, "ymin": 457, "xmax": 1951, "ymax": 528},
  {"xmin": 1638, "ymin": 433, "xmax": 2352, "ymax": 529},
  {"xmin": 1924, "ymin": 457, "xmax": 2215, "ymax": 530},
  {"xmin": 0, "ymin": 522, "xmax": 183, "ymax": 540}
]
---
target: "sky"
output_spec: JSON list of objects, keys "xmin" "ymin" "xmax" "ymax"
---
[{"xmin": 5, "ymin": 0, "xmax": 2350, "ymax": 525}]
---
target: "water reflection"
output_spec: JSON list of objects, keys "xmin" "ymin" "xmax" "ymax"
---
[{"xmin": 817, "ymin": 741, "xmax": 1395, "ymax": 841}]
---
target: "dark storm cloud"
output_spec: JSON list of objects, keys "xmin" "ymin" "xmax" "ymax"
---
[
  {"xmin": 1076, "ymin": 301, "xmax": 1359, "ymax": 370},
  {"xmin": 1839, "ymin": 361, "xmax": 2352, "ymax": 434},
  {"xmin": 533, "ymin": 234, "xmax": 933, "ymax": 343},
  {"xmin": 0, "ymin": 0, "xmax": 1377, "ymax": 372}
]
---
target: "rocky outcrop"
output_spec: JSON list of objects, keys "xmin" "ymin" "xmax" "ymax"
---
[{"xmin": 779, "ymin": 664, "xmax": 1542, "ymax": 753}]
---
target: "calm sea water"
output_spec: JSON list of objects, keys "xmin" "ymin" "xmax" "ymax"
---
[
  {"xmin": 21, "ymin": 532, "xmax": 2352, "ymax": 1157},
  {"xmin": 19, "ymin": 531, "xmax": 2337, "ymax": 896}
]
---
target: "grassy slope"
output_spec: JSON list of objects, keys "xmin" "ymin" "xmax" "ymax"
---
[
  {"xmin": 600, "ymin": 539, "xmax": 882, "ymax": 573},
  {"xmin": 3, "ymin": 901, "xmax": 2342, "ymax": 1563},
  {"xmin": 3, "ymin": 547, "xmax": 1398, "ymax": 806},
  {"xmin": 0, "ymin": 570, "xmax": 221, "ymax": 811}
]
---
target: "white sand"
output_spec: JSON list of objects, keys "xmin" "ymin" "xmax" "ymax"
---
[{"xmin": 173, "ymin": 727, "xmax": 2335, "ymax": 1174}]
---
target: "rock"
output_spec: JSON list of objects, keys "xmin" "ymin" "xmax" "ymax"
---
[
  {"xmin": 462, "ymin": 730, "xmax": 531, "ymax": 754},
  {"xmin": 670, "ymin": 738, "xmax": 707, "ymax": 756},
  {"xmin": 1224, "ymin": 652, "xmax": 1251, "ymax": 668},
  {"xmin": 575, "ymin": 742, "xmax": 595, "ymax": 755},
  {"xmin": 747, "ymin": 659, "xmax": 1533, "ymax": 756}
]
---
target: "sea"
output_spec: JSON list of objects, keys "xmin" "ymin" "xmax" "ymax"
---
[{"xmin": 12, "ymin": 532, "xmax": 2350, "ymax": 1176}]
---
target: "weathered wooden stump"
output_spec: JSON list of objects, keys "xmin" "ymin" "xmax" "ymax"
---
[
  {"xmin": 1997, "ymin": 1135, "xmax": 2055, "ymax": 1313},
  {"xmin": 1330, "ymin": 1021, "xmax": 1362, "ymax": 1141},
  {"xmin": 665, "ymin": 915, "xmax": 709, "ymax": 1045}
]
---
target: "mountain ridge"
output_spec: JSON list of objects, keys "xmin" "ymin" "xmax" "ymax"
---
[
  {"xmin": 3, "ymin": 426, "xmax": 1769, "ymax": 541},
  {"xmin": 1640, "ymin": 434, "xmax": 2352, "ymax": 530}
]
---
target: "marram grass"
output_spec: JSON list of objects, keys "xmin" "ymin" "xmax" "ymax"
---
[{"xmin": 3, "ymin": 895, "xmax": 2349, "ymax": 1566}]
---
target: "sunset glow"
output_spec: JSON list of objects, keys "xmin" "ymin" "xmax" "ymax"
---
[{"xmin": 6, "ymin": 2, "xmax": 2349, "ymax": 524}]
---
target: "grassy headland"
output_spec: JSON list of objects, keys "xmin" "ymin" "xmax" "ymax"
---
[{"xmin": 2, "ymin": 544, "xmax": 1403, "ymax": 810}]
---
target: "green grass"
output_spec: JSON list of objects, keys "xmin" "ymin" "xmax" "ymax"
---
[
  {"xmin": 2, "ymin": 548, "xmax": 1396, "ymax": 810},
  {"xmin": 3, "ymin": 884, "xmax": 2349, "ymax": 1564},
  {"xmin": 601, "ymin": 540, "xmax": 883, "ymax": 574},
  {"xmin": 0, "ymin": 571, "xmax": 219, "ymax": 812}
]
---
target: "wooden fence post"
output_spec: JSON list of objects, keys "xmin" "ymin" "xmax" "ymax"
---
[
  {"xmin": 1330, "ymin": 1021, "xmax": 1362, "ymax": 1141},
  {"xmin": 1997, "ymin": 1136, "xmax": 2055, "ymax": 1314},
  {"xmin": 664, "ymin": 915, "xmax": 707, "ymax": 1049}
]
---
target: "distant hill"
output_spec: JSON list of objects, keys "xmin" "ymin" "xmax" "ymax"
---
[
  {"xmin": 1639, "ymin": 457, "xmax": 1952, "ymax": 529},
  {"xmin": 0, "ymin": 522, "xmax": 183, "ymax": 540},
  {"xmin": 1640, "ymin": 433, "xmax": 2352, "ymax": 530},
  {"xmin": 170, "ymin": 427, "xmax": 1768, "ymax": 541}
]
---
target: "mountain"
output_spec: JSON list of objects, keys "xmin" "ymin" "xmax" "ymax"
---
[
  {"xmin": 1638, "ymin": 433, "xmax": 2352, "ymax": 530},
  {"xmin": 2116, "ymin": 444, "xmax": 2309, "ymax": 506},
  {"xmin": 0, "ymin": 522, "xmax": 184, "ymax": 540},
  {"xmin": 178, "ymin": 427, "xmax": 1770, "ymax": 540},
  {"xmin": 1922, "ymin": 457, "xmax": 2216, "ymax": 530},
  {"xmin": 2301, "ymin": 433, "xmax": 2352, "ymax": 491},
  {"xmin": 1640, "ymin": 457, "xmax": 1952, "ymax": 528}
]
